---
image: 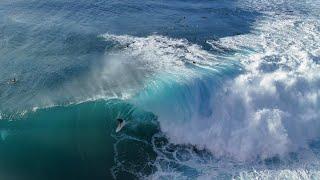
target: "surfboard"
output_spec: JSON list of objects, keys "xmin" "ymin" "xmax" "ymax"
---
[
  {"xmin": 116, "ymin": 121, "xmax": 126, "ymax": 133},
  {"xmin": 8, "ymin": 79, "xmax": 18, "ymax": 84}
]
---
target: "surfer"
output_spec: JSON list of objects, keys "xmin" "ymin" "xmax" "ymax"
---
[
  {"xmin": 116, "ymin": 118, "xmax": 126, "ymax": 133},
  {"xmin": 117, "ymin": 118, "xmax": 124, "ymax": 125},
  {"xmin": 9, "ymin": 77, "xmax": 17, "ymax": 84}
]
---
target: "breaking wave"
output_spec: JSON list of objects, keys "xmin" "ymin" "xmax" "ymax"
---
[{"xmin": 100, "ymin": 11, "xmax": 320, "ymax": 162}]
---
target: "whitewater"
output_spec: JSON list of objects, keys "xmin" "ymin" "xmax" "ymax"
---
[{"xmin": 0, "ymin": 0, "xmax": 319, "ymax": 179}]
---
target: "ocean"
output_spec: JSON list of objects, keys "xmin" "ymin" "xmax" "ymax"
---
[{"xmin": 0, "ymin": 0, "xmax": 319, "ymax": 179}]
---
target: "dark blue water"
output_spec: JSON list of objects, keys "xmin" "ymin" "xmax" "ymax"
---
[
  {"xmin": 0, "ymin": 0, "xmax": 320, "ymax": 179},
  {"xmin": 0, "ymin": 0, "xmax": 258, "ymax": 112}
]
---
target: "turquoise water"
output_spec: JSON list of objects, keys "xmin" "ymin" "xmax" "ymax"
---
[
  {"xmin": 0, "ymin": 100, "xmax": 158, "ymax": 179},
  {"xmin": 1, "ymin": 0, "xmax": 320, "ymax": 179}
]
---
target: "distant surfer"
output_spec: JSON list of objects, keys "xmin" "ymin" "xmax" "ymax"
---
[
  {"xmin": 116, "ymin": 118, "xmax": 126, "ymax": 133},
  {"xmin": 8, "ymin": 77, "xmax": 17, "ymax": 84}
]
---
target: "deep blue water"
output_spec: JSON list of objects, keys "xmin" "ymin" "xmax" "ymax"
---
[
  {"xmin": 0, "ymin": 0, "xmax": 320, "ymax": 179},
  {"xmin": 0, "ymin": 0, "xmax": 259, "ymax": 112}
]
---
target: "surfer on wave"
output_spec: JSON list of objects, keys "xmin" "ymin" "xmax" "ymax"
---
[{"xmin": 116, "ymin": 118, "xmax": 126, "ymax": 133}]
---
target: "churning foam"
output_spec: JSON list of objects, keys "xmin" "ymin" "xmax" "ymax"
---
[
  {"xmin": 101, "ymin": 11, "xmax": 320, "ymax": 162},
  {"xmin": 233, "ymin": 169, "xmax": 320, "ymax": 180},
  {"xmin": 101, "ymin": 33, "xmax": 230, "ymax": 74},
  {"xmin": 154, "ymin": 12, "xmax": 320, "ymax": 161},
  {"xmin": 103, "ymin": 15, "xmax": 319, "ymax": 164}
]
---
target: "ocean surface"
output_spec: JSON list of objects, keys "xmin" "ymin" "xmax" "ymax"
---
[{"xmin": 0, "ymin": 0, "xmax": 320, "ymax": 179}]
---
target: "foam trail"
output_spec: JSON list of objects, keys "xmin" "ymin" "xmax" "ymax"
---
[{"xmin": 234, "ymin": 169, "xmax": 320, "ymax": 180}]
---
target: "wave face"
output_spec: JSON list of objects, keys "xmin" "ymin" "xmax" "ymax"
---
[{"xmin": 0, "ymin": 0, "xmax": 320, "ymax": 179}]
